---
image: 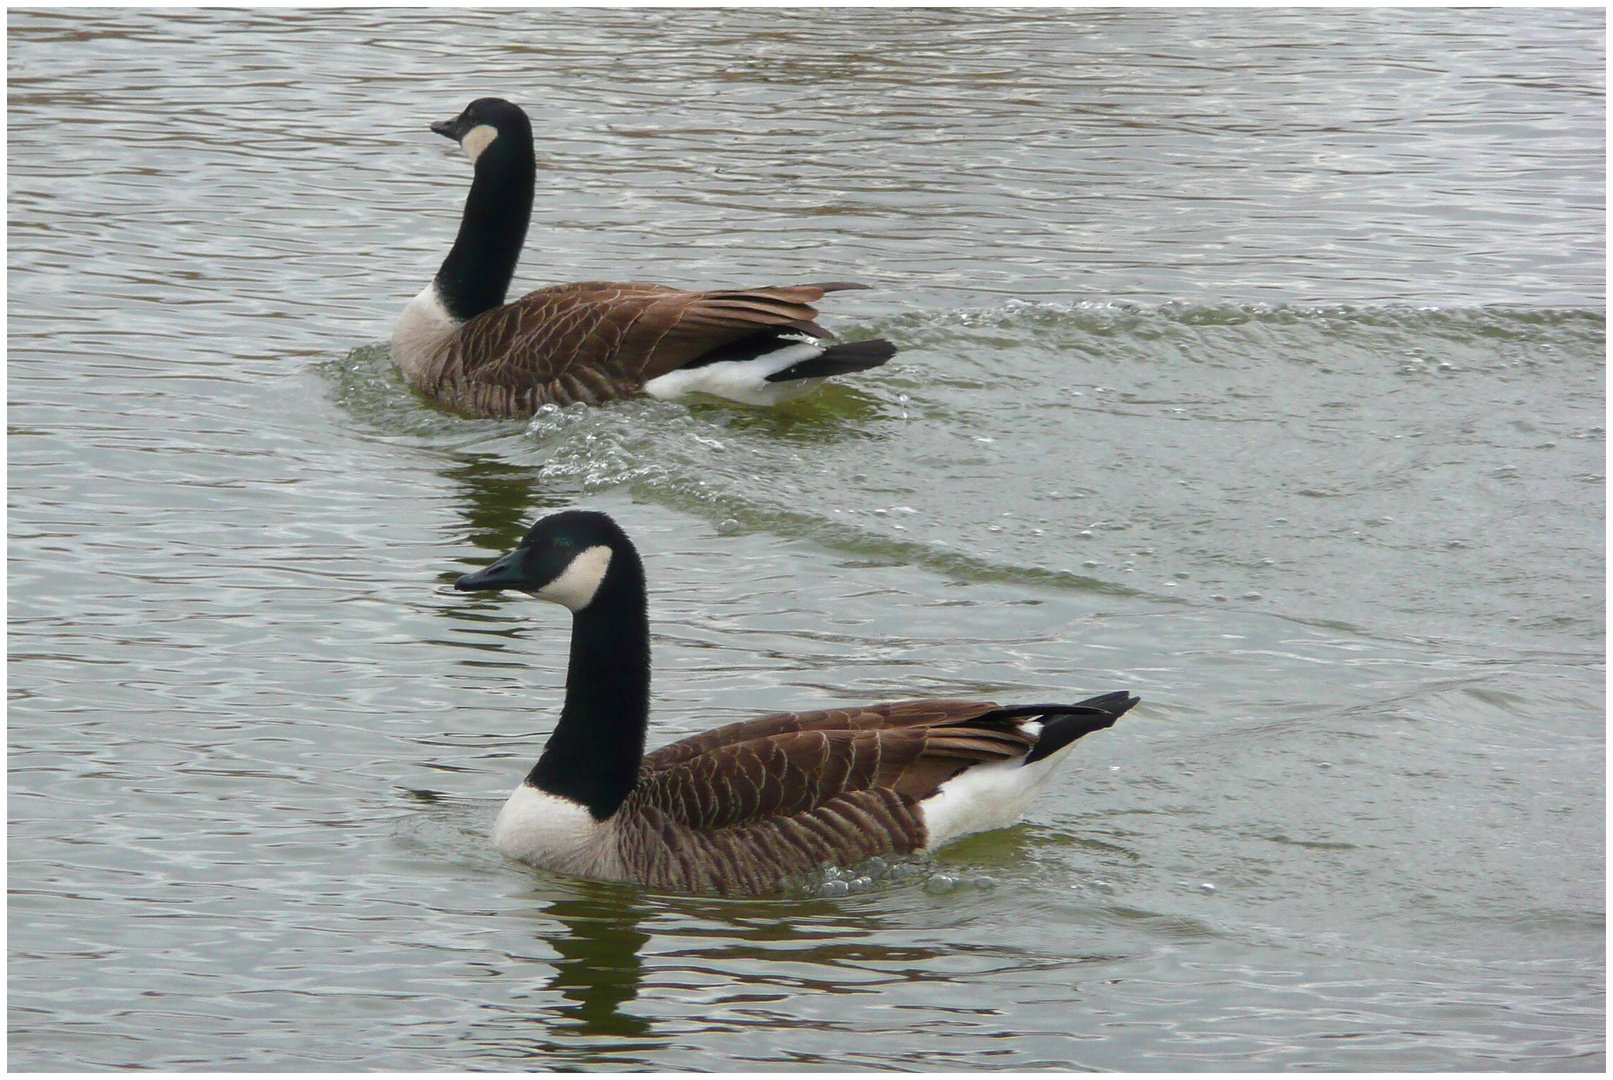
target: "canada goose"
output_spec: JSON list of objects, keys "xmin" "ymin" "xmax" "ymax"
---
[
  {"xmin": 455, "ymin": 510, "xmax": 1139, "ymax": 896},
  {"xmin": 393, "ymin": 97, "xmax": 898, "ymax": 417}
]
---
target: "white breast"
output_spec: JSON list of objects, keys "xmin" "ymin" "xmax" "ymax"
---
[
  {"xmin": 490, "ymin": 783, "xmax": 619, "ymax": 876},
  {"xmin": 391, "ymin": 283, "xmax": 460, "ymax": 387}
]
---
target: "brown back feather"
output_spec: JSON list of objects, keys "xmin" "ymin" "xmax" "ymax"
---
[
  {"xmin": 602, "ymin": 699, "xmax": 1093, "ymax": 896},
  {"xmin": 597, "ymin": 692, "xmax": 1132, "ymax": 896},
  {"xmin": 634, "ymin": 700, "xmax": 1031, "ymax": 826},
  {"xmin": 642, "ymin": 698, "xmax": 1008, "ymax": 772},
  {"xmin": 427, "ymin": 282, "xmax": 839, "ymax": 416}
]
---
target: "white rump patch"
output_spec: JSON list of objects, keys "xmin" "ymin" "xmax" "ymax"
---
[
  {"xmin": 462, "ymin": 123, "xmax": 499, "ymax": 164},
  {"xmin": 537, "ymin": 544, "xmax": 613, "ymax": 612},
  {"xmin": 643, "ymin": 341, "xmax": 826, "ymax": 406},
  {"xmin": 491, "ymin": 783, "xmax": 610, "ymax": 868},
  {"xmin": 917, "ymin": 721, "xmax": 1075, "ymax": 853}
]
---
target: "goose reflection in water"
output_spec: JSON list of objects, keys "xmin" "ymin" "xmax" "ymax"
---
[
  {"xmin": 439, "ymin": 452, "xmax": 567, "ymax": 558},
  {"xmin": 540, "ymin": 888, "xmax": 653, "ymax": 1038}
]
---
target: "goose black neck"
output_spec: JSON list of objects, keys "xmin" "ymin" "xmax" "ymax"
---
[
  {"xmin": 527, "ymin": 547, "xmax": 650, "ymax": 821},
  {"xmin": 434, "ymin": 124, "xmax": 534, "ymax": 323}
]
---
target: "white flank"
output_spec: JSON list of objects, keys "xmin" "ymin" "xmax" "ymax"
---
[
  {"xmin": 642, "ymin": 342, "xmax": 826, "ymax": 406},
  {"xmin": 391, "ymin": 283, "xmax": 460, "ymax": 386},
  {"xmin": 461, "ymin": 123, "xmax": 499, "ymax": 164},
  {"xmin": 491, "ymin": 783, "xmax": 614, "ymax": 873},
  {"xmin": 917, "ymin": 721, "xmax": 1075, "ymax": 852},
  {"xmin": 536, "ymin": 544, "xmax": 613, "ymax": 612}
]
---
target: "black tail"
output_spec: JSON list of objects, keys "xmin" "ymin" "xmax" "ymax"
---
[
  {"xmin": 765, "ymin": 339, "xmax": 897, "ymax": 383},
  {"xmin": 985, "ymin": 691, "xmax": 1138, "ymax": 764}
]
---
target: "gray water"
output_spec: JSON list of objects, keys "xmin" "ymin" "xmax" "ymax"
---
[{"xmin": 8, "ymin": 7, "xmax": 1604, "ymax": 1071}]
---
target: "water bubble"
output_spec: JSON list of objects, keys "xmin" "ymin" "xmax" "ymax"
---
[
  {"xmin": 716, "ymin": 519, "xmax": 741, "ymax": 536},
  {"xmin": 1199, "ymin": 883, "xmax": 1216, "ymax": 893}
]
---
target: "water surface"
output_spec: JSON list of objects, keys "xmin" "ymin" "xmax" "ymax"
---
[{"xmin": 8, "ymin": 7, "xmax": 1604, "ymax": 1070}]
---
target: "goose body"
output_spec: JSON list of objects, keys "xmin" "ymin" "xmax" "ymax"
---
[
  {"xmin": 455, "ymin": 510, "xmax": 1138, "ymax": 897},
  {"xmin": 394, "ymin": 98, "xmax": 897, "ymax": 417}
]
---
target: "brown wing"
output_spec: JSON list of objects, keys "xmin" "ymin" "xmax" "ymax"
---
[
  {"xmin": 430, "ymin": 281, "xmax": 852, "ymax": 415},
  {"xmin": 611, "ymin": 787, "xmax": 920, "ymax": 895},
  {"xmin": 639, "ymin": 699, "xmax": 1034, "ymax": 825},
  {"xmin": 643, "ymin": 698, "xmax": 1003, "ymax": 770},
  {"xmin": 612, "ymin": 699, "xmax": 1037, "ymax": 895}
]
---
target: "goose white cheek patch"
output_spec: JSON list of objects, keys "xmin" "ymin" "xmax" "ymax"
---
[
  {"xmin": 537, "ymin": 545, "xmax": 613, "ymax": 611},
  {"xmin": 462, "ymin": 123, "xmax": 498, "ymax": 164}
]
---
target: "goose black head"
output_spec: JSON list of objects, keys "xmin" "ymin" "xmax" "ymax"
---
[
  {"xmin": 430, "ymin": 97, "xmax": 532, "ymax": 166},
  {"xmin": 455, "ymin": 510, "xmax": 635, "ymax": 613}
]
